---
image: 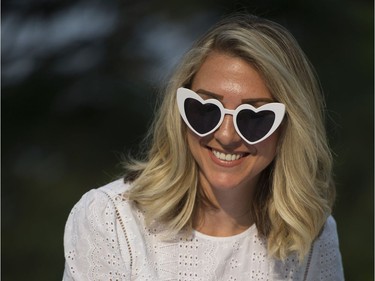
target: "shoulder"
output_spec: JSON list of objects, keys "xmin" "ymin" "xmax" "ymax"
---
[
  {"xmin": 86, "ymin": 178, "xmax": 130, "ymax": 202},
  {"xmin": 63, "ymin": 179, "xmax": 135, "ymax": 279},
  {"xmin": 64, "ymin": 178, "xmax": 134, "ymax": 237},
  {"xmin": 70, "ymin": 179, "xmax": 130, "ymax": 211},
  {"xmin": 321, "ymin": 216, "xmax": 338, "ymax": 235},
  {"xmin": 306, "ymin": 215, "xmax": 344, "ymax": 280},
  {"xmin": 313, "ymin": 215, "xmax": 342, "ymax": 264},
  {"xmin": 315, "ymin": 215, "xmax": 340, "ymax": 247},
  {"xmin": 98, "ymin": 178, "xmax": 131, "ymax": 195}
]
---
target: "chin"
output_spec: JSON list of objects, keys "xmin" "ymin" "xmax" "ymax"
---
[{"xmin": 204, "ymin": 172, "xmax": 256, "ymax": 191}]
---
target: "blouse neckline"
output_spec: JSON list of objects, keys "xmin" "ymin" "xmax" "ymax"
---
[{"xmin": 193, "ymin": 223, "xmax": 256, "ymax": 242}]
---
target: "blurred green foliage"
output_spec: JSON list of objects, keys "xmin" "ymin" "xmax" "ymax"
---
[{"xmin": 2, "ymin": 0, "xmax": 373, "ymax": 280}]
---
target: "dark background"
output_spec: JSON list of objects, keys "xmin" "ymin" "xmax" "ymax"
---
[{"xmin": 2, "ymin": 0, "xmax": 373, "ymax": 280}]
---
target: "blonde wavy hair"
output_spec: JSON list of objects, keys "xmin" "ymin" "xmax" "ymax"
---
[{"xmin": 124, "ymin": 14, "xmax": 335, "ymax": 261}]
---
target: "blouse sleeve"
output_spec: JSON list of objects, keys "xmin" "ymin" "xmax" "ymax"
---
[
  {"xmin": 63, "ymin": 189, "xmax": 130, "ymax": 281},
  {"xmin": 306, "ymin": 216, "xmax": 345, "ymax": 281}
]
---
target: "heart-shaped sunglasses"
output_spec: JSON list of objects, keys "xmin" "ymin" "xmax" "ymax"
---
[{"xmin": 177, "ymin": 88, "xmax": 286, "ymax": 145}]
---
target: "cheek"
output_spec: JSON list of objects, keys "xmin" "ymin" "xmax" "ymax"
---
[
  {"xmin": 186, "ymin": 130, "xmax": 213, "ymax": 169},
  {"xmin": 253, "ymin": 131, "xmax": 280, "ymax": 158}
]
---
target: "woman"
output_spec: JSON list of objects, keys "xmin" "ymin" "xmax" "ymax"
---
[{"xmin": 63, "ymin": 14, "xmax": 344, "ymax": 280}]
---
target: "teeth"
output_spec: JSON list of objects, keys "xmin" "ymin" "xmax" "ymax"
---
[{"xmin": 212, "ymin": 150, "xmax": 242, "ymax": 161}]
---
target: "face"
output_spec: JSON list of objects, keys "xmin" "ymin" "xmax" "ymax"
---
[{"xmin": 187, "ymin": 52, "xmax": 280, "ymax": 194}]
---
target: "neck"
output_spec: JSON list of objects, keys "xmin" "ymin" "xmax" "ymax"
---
[{"xmin": 193, "ymin": 179, "xmax": 257, "ymax": 237}]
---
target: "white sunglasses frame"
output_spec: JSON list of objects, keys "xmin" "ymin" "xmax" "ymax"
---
[{"xmin": 177, "ymin": 87, "xmax": 286, "ymax": 145}]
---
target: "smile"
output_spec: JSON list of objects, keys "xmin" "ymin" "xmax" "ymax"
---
[{"xmin": 212, "ymin": 149, "xmax": 244, "ymax": 161}]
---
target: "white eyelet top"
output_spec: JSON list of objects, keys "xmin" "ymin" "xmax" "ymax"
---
[{"xmin": 63, "ymin": 179, "xmax": 344, "ymax": 281}]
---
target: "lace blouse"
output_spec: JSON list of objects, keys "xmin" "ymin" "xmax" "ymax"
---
[{"xmin": 63, "ymin": 179, "xmax": 344, "ymax": 280}]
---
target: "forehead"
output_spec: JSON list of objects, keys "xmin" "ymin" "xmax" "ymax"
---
[{"xmin": 191, "ymin": 52, "xmax": 272, "ymax": 103}]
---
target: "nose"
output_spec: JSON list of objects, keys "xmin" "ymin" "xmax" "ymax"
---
[{"xmin": 214, "ymin": 114, "xmax": 242, "ymax": 147}]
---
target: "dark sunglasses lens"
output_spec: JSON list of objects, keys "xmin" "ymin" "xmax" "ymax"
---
[
  {"xmin": 237, "ymin": 110, "xmax": 275, "ymax": 142},
  {"xmin": 184, "ymin": 98, "xmax": 221, "ymax": 134}
]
